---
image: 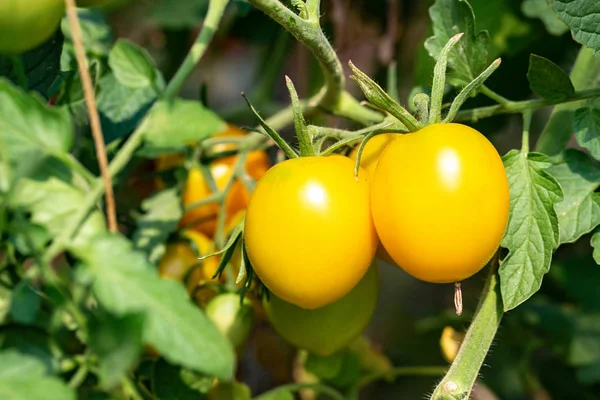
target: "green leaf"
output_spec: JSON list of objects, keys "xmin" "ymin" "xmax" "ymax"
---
[
  {"xmin": 9, "ymin": 281, "xmax": 41, "ymax": 325},
  {"xmin": 568, "ymin": 313, "xmax": 600, "ymax": 366},
  {"xmin": 132, "ymin": 188, "xmax": 182, "ymax": 264},
  {"xmin": 61, "ymin": 9, "xmax": 113, "ymax": 68},
  {"xmin": 108, "ymin": 40, "xmax": 161, "ymax": 90},
  {"xmin": 424, "ymin": 0, "xmax": 490, "ymax": 85},
  {"xmin": 0, "ymin": 350, "xmax": 75, "ymax": 400},
  {"xmin": 527, "ymin": 54, "xmax": 575, "ymax": 101},
  {"xmin": 548, "ymin": 0, "xmax": 600, "ymax": 56},
  {"xmin": 206, "ymin": 381, "xmax": 251, "ymax": 400},
  {"xmin": 0, "ymin": 327, "xmax": 57, "ymax": 374},
  {"xmin": 257, "ymin": 391, "xmax": 294, "ymax": 400},
  {"xmin": 152, "ymin": 359, "xmax": 209, "ymax": 400},
  {"xmin": 77, "ymin": 233, "xmax": 235, "ymax": 380},
  {"xmin": 0, "ymin": 31, "xmax": 64, "ymax": 98},
  {"xmin": 548, "ymin": 149, "xmax": 600, "ymax": 244},
  {"xmin": 97, "ymin": 74, "xmax": 156, "ymax": 143},
  {"xmin": 141, "ymin": 99, "xmax": 226, "ymax": 153},
  {"xmin": 10, "ymin": 171, "xmax": 106, "ymax": 253},
  {"xmin": 500, "ymin": 150, "xmax": 563, "ymax": 311},
  {"xmin": 522, "ymin": 0, "xmax": 569, "ymax": 36},
  {"xmin": 88, "ymin": 311, "xmax": 144, "ymax": 389},
  {"xmin": 0, "ymin": 79, "xmax": 73, "ymax": 181},
  {"xmin": 591, "ymin": 229, "xmax": 600, "ymax": 264},
  {"xmin": 574, "ymin": 107, "xmax": 600, "ymax": 161}
]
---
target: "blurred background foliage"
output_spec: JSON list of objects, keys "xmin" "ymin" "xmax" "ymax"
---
[{"xmin": 3, "ymin": 0, "xmax": 598, "ymax": 398}]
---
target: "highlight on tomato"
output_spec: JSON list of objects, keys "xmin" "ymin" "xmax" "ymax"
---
[
  {"xmin": 0, "ymin": 0, "xmax": 65, "ymax": 54},
  {"xmin": 244, "ymin": 155, "xmax": 378, "ymax": 309},
  {"xmin": 264, "ymin": 262, "xmax": 379, "ymax": 356},
  {"xmin": 370, "ymin": 123, "xmax": 510, "ymax": 283}
]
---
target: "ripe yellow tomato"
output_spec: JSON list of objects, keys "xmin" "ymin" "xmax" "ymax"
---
[
  {"xmin": 158, "ymin": 230, "xmax": 219, "ymax": 285},
  {"xmin": 175, "ymin": 125, "xmax": 270, "ymax": 237},
  {"xmin": 265, "ymin": 262, "xmax": 379, "ymax": 356},
  {"xmin": 0, "ymin": 0, "xmax": 64, "ymax": 54},
  {"xmin": 244, "ymin": 155, "xmax": 378, "ymax": 309},
  {"xmin": 371, "ymin": 123, "xmax": 510, "ymax": 283},
  {"xmin": 349, "ymin": 133, "xmax": 397, "ymax": 265}
]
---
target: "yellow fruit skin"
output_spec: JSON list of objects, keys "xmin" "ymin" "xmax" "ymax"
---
[
  {"xmin": 0, "ymin": 0, "xmax": 64, "ymax": 54},
  {"xmin": 265, "ymin": 262, "xmax": 379, "ymax": 356}
]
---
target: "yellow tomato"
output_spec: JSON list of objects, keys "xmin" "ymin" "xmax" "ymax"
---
[
  {"xmin": 244, "ymin": 155, "xmax": 378, "ymax": 309},
  {"xmin": 349, "ymin": 133, "xmax": 398, "ymax": 265},
  {"xmin": 175, "ymin": 125, "xmax": 270, "ymax": 237},
  {"xmin": 0, "ymin": 0, "xmax": 64, "ymax": 54},
  {"xmin": 265, "ymin": 262, "xmax": 379, "ymax": 356},
  {"xmin": 371, "ymin": 123, "xmax": 510, "ymax": 283},
  {"xmin": 158, "ymin": 230, "xmax": 219, "ymax": 286}
]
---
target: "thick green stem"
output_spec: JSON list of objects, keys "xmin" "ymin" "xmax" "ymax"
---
[
  {"xmin": 248, "ymin": 0, "xmax": 343, "ymax": 109},
  {"xmin": 430, "ymin": 257, "xmax": 503, "ymax": 400},
  {"xmin": 535, "ymin": 46, "xmax": 600, "ymax": 155},
  {"xmin": 162, "ymin": 0, "xmax": 230, "ymax": 99},
  {"xmin": 479, "ymin": 85, "xmax": 511, "ymax": 106},
  {"xmin": 522, "ymin": 111, "xmax": 532, "ymax": 153},
  {"xmin": 454, "ymin": 86, "xmax": 600, "ymax": 122}
]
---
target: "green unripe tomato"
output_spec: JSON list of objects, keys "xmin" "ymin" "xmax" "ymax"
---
[
  {"xmin": 265, "ymin": 262, "xmax": 379, "ymax": 356},
  {"xmin": 205, "ymin": 293, "xmax": 253, "ymax": 350},
  {"xmin": 0, "ymin": 0, "xmax": 65, "ymax": 54},
  {"xmin": 77, "ymin": 0, "xmax": 113, "ymax": 7}
]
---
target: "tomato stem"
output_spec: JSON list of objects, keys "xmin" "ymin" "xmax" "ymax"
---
[
  {"xmin": 479, "ymin": 85, "xmax": 511, "ymax": 106},
  {"xmin": 429, "ymin": 33, "xmax": 463, "ymax": 125},
  {"xmin": 521, "ymin": 111, "xmax": 532, "ymax": 153},
  {"xmin": 413, "ymin": 93, "xmax": 430, "ymax": 125},
  {"xmin": 162, "ymin": 0, "xmax": 230, "ymax": 100},
  {"xmin": 429, "ymin": 255, "xmax": 503, "ymax": 400}
]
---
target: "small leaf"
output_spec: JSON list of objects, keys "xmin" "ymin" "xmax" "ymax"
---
[
  {"xmin": 88, "ymin": 311, "xmax": 144, "ymax": 389},
  {"xmin": 9, "ymin": 281, "xmax": 41, "ymax": 325},
  {"xmin": 500, "ymin": 150, "xmax": 563, "ymax": 311},
  {"xmin": 574, "ymin": 107, "xmax": 600, "ymax": 161},
  {"xmin": 0, "ymin": 350, "xmax": 75, "ymax": 400},
  {"xmin": 108, "ymin": 40, "xmax": 160, "ymax": 90},
  {"xmin": 76, "ymin": 233, "xmax": 235, "ymax": 380},
  {"xmin": 10, "ymin": 172, "xmax": 106, "ymax": 253},
  {"xmin": 206, "ymin": 381, "xmax": 252, "ymax": 400},
  {"xmin": 424, "ymin": 0, "xmax": 490, "ymax": 85},
  {"xmin": 141, "ymin": 99, "xmax": 226, "ymax": 153},
  {"xmin": 527, "ymin": 54, "xmax": 575, "ymax": 101},
  {"xmin": 548, "ymin": 0, "xmax": 600, "ymax": 56},
  {"xmin": 0, "ymin": 79, "xmax": 73, "ymax": 181},
  {"xmin": 97, "ymin": 74, "xmax": 157, "ymax": 143},
  {"xmin": 548, "ymin": 149, "xmax": 600, "ymax": 244},
  {"xmin": 521, "ymin": 0, "xmax": 569, "ymax": 36},
  {"xmin": 132, "ymin": 188, "xmax": 182, "ymax": 264}
]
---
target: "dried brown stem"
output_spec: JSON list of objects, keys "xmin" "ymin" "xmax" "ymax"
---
[{"xmin": 64, "ymin": 0, "xmax": 117, "ymax": 232}]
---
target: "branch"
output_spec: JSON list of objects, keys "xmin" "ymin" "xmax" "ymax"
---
[
  {"xmin": 454, "ymin": 87, "xmax": 600, "ymax": 122},
  {"xmin": 429, "ymin": 255, "xmax": 502, "ymax": 400},
  {"xmin": 64, "ymin": 0, "xmax": 117, "ymax": 232},
  {"xmin": 162, "ymin": 0, "xmax": 231, "ymax": 99}
]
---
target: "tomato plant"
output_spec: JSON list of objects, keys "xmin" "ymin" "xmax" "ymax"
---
[{"xmin": 2, "ymin": 0, "xmax": 600, "ymax": 399}]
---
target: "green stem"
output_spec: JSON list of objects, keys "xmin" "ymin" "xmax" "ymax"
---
[
  {"xmin": 67, "ymin": 362, "xmax": 89, "ymax": 389},
  {"xmin": 248, "ymin": 0, "xmax": 343, "ymax": 109},
  {"xmin": 535, "ymin": 46, "xmax": 600, "ymax": 155},
  {"xmin": 349, "ymin": 366, "xmax": 447, "ymax": 398},
  {"xmin": 522, "ymin": 110, "xmax": 532, "ymax": 153},
  {"xmin": 479, "ymin": 85, "xmax": 511, "ymax": 106},
  {"xmin": 305, "ymin": 0, "xmax": 321, "ymax": 22},
  {"xmin": 162, "ymin": 0, "xmax": 230, "ymax": 99},
  {"xmin": 429, "ymin": 257, "xmax": 503, "ymax": 400},
  {"xmin": 454, "ymin": 86, "xmax": 600, "ymax": 122},
  {"xmin": 121, "ymin": 376, "xmax": 144, "ymax": 400},
  {"xmin": 10, "ymin": 55, "xmax": 27, "ymax": 90},
  {"xmin": 254, "ymin": 382, "xmax": 345, "ymax": 400}
]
